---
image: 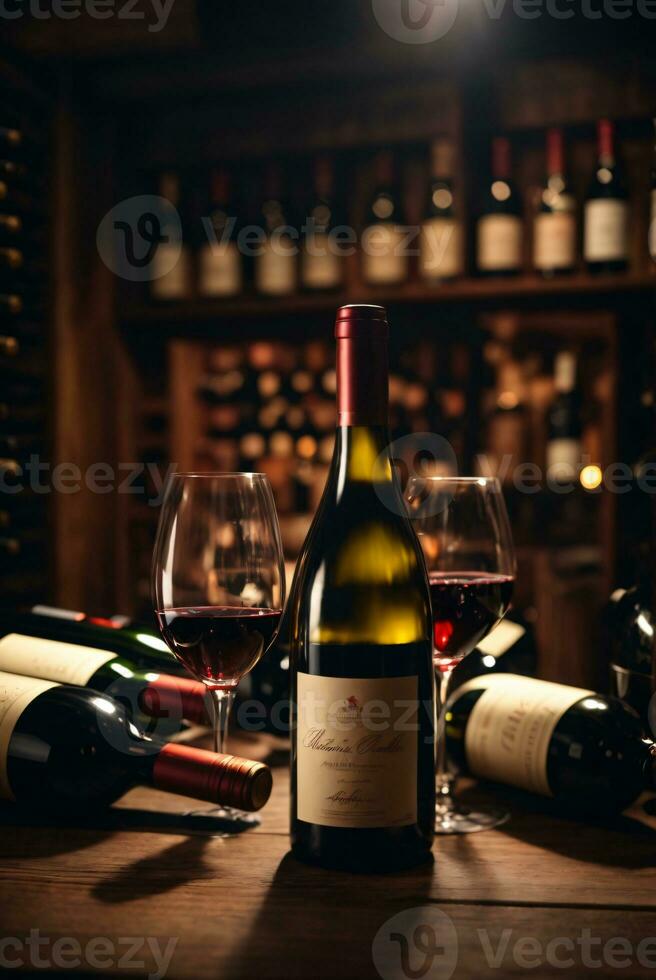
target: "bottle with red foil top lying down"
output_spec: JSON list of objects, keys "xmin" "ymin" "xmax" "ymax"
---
[
  {"xmin": 0, "ymin": 623, "xmax": 210, "ymax": 736},
  {"xmin": 0, "ymin": 671, "xmax": 272, "ymax": 812}
]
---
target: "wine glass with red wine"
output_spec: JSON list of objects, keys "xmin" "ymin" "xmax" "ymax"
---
[
  {"xmin": 152, "ymin": 473, "xmax": 285, "ymax": 831},
  {"xmin": 405, "ymin": 476, "xmax": 516, "ymax": 834}
]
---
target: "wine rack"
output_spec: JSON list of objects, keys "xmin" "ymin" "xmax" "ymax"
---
[
  {"xmin": 0, "ymin": 56, "xmax": 52, "ymax": 607},
  {"xmin": 31, "ymin": 42, "xmax": 654, "ymax": 688}
]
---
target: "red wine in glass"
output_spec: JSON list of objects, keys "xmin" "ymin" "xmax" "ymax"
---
[
  {"xmin": 429, "ymin": 572, "xmax": 514, "ymax": 671},
  {"xmin": 156, "ymin": 606, "xmax": 282, "ymax": 691}
]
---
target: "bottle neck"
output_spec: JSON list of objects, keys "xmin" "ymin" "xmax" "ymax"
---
[
  {"xmin": 332, "ymin": 426, "xmax": 394, "ymax": 487},
  {"xmin": 336, "ymin": 334, "xmax": 388, "ymax": 426}
]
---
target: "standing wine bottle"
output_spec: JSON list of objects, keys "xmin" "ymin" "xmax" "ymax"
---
[
  {"xmin": 0, "ymin": 671, "xmax": 271, "ymax": 813},
  {"xmin": 477, "ymin": 137, "xmax": 523, "ymax": 277},
  {"xmin": 584, "ymin": 119, "xmax": 628, "ymax": 274},
  {"xmin": 255, "ymin": 162, "xmax": 297, "ymax": 296},
  {"xmin": 151, "ymin": 172, "xmax": 191, "ymax": 301},
  {"xmin": 0, "ymin": 620, "xmax": 209, "ymax": 731},
  {"xmin": 546, "ymin": 351, "xmax": 582, "ymax": 484},
  {"xmin": 301, "ymin": 155, "xmax": 344, "ymax": 292},
  {"xmin": 533, "ymin": 128, "xmax": 577, "ymax": 277},
  {"xmin": 289, "ymin": 304, "xmax": 435, "ymax": 872},
  {"xmin": 361, "ymin": 151, "xmax": 408, "ymax": 287},
  {"xmin": 446, "ymin": 673, "xmax": 654, "ymax": 815},
  {"xmin": 197, "ymin": 167, "xmax": 242, "ymax": 298},
  {"xmin": 419, "ymin": 137, "xmax": 464, "ymax": 283}
]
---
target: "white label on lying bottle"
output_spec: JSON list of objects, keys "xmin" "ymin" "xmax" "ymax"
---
[
  {"xmin": 362, "ymin": 224, "xmax": 408, "ymax": 284},
  {"xmin": 533, "ymin": 212, "xmax": 576, "ymax": 270},
  {"xmin": 459, "ymin": 673, "xmax": 594, "ymax": 797},
  {"xmin": 477, "ymin": 214, "xmax": 523, "ymax": 271},
  {"xmin": 297, "ymin": 672, "xmax": 418, "ymax": 828},
  {"xmin": 584, "ymin": 199, "xmax": 628, "ymax": 262},
  {"xmin": 419, "ymin": 218, "xmax": 463, "ymax": 280},
  {"xmin": 198, "ymin": 241, "xmax": 242, "ymax": 297},
  {"xmin": 0, "ymin": 670, "xmax": 59, "ymax": 800},
  {"xmin": 0, "ymin": 633, "xmax": 117, "ymax": 687},
  {"xmin": 649, "ymin": 189, "xmax": 656, "ymax": 261}
]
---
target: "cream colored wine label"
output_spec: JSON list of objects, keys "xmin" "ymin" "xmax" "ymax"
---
[
  {"xmin": 459, "ymin": 673, "xmax": 594, "ymax": 797},
  {"xmin": 297, "ymin": 673, "xmax": 418, "ymax": 828},
  {"xmin": 198, "ymin": 241, "xmax": 242, "ymax": 297},
  {"xmin": 584, "ymin": 199, "xmax": 628, "ymax": 262},
  {"xmin": 419, "ymin": 218, "xmax": 463, "ymax": 280},
  {"xmin": 477, "ymin": 214, "xmax": 522, "ymax": 271},
  {"xmin": 534, "ymin": 211, "xmax": 576, "ymax": 270},
  {"xmin": 361, "ymin": 224, "xmax": 408, "ymax": 285},
  {"xmin": 0, "ymin": 633, "xmax": 116, "ymax": 687},
  {"xmin": 255, "ymin": 239, "xmax": 297, "ymax": 295},
  {"xmin": 0, "ymin": 670, "xmax": 59, "ymax": 800}
]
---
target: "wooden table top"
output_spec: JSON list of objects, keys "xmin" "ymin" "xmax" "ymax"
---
[{"xmin": 2, "ymin": 731, "xmax": 656, "ymax": 979}]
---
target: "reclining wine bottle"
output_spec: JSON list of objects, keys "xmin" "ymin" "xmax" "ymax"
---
[
  {"xmin": 13, "ymin": 610, "xmax": 182, "ymax": 673},
  {"xmin": 289, "ymin": 304, "xmax": 435, "ymax": 872},
  {"xmin": 0, "ymin": 618, "xmax": 209, "ymax": 732},
  {"xmin": 446, "ymin": 673, "xmax": 656, "ymax": 814},
  {"xmin": 0, "ymin": 671, "xmax": 272, "ymax": 813}
]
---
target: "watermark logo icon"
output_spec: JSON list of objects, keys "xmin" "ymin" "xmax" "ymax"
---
[
  {"xmin": 96, "ymin": 195, "xmax": 180, "ymax": 282},
  {"xmin": 374, "ymin": 432, "xmax": 458, "ymax": 518},
  {"xmin": 372, "ymin": 0, "xmax": 460, "ymax": 43},
  {"xmin": 372, "ymin": 906, "xmax": 459, "ymax": 980}
]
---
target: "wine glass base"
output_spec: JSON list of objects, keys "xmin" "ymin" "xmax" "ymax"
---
[
  {"xmin": 435, "ymin": 801, "xmax": 509, "ymax": 835},
  {"xmin": 183, "ymin": 807, "xmax": 261, "ymax": 837}
]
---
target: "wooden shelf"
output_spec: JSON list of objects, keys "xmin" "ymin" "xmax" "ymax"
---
[{"xmin": 122, "ymin": 272, "xmax": 656, "ymax": 330}]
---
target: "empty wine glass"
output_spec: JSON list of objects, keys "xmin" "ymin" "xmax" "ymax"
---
[
  {"xmin": 405, "ymin": 476, "xmax": 516, "ymax": 833},
  {"xmin": 152, "ymin": 472, "xmax": 285, "ymax": 831}
]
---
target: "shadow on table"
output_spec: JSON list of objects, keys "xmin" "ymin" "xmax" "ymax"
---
[
  {"xmin": 0, "ymin": 801, "xmax": 259, "ymax": 857},
  {"xmin": 457, "ymin": 782, "xmax": 656, "ymax": 869},
  {"xmin": 92, "ymin": 834, "xmax": 211, "ymax": 903},
  {"xmin": 221, "ymin": 851, "xmax": 436, "ymax": 980}
]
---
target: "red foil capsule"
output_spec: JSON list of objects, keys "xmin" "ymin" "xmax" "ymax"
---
[
  {"xmin": 153, "ymin": 744, "xmax": 273, "ymax": 811},
  {"xmin": 335, "ymin": 304, "xmax": 389, "ymax": 427},
  {"xmin": 138, "ymin": 674, "xmax": 210, "ymax": 726}
]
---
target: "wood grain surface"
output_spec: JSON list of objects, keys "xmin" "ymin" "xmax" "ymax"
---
[{"xmin": 1, "ymin": 733, "xmax": 656, "ymax": 979}]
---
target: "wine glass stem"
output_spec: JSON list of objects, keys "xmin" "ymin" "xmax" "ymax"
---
[
  {"xmin": 435, "ymin": 665, "xmax": 456, "ymax": 807},
  {"xmin": 210, "ymin": 689, "xmax": 234, "ymax": 756}
]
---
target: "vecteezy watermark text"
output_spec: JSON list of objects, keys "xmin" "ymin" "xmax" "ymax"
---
[
  {"xmin": 0, "ymin": 0, "xmax": 175, "ymax": 32},
  {"xmin": 372, "ymin": 907, "xmax": 656, "ymax": 979},
  {"xmin": 0, "ymin": 457, "xmax": 175, "ymax": 506},
  {"xmin": 0, "ymin": 931, "xmax": 177, "ymax": 979},
  {"xmin": 371, "ymin": 0, "xmax": 656, "ymax": 47}
]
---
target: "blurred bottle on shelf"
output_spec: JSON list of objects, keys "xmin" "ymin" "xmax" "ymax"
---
[
  {"xmin": 151, "ymin": 172, "xmax": 191, "ymax": 302},
  {"xmin": 546, "ymin": 351, "xmax": 582, "ymax": 484},
  {"xmin": 534, "ymin": 128, "xmax": 577, "ymax": 278},
  {"xmin": 477, "ymin": 137, "xmax": 523, "ymax": 277},
  {"xmin": 419, "ymin": 137, "xmax": 463, "ymax": 283},
  {"xmin": 482, "ymin": 359, "xmax": 528, "ymax": 485},
  {"xmin": 255, "ymin": 162, "xmax": 297, "ymax": 296},
  {"xmin": 197, "ymin": 167, "xmax": 242, "ymax": 298},
  {"xmin": 361, "ymin": 150, "xmax": 407, "ymax": 287},
  {"xmin": 584, "ymin": 120, "xmax": 628, "ymax": 275},
  {"xmin": 301, "ymin": 155, "xmax": 344, "ymax": 292}
]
